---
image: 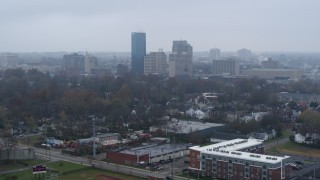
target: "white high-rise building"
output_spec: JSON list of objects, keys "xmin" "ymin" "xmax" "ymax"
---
[
  {"xmin": 144, "ymin": 51, "xmax": 167, "ymax": 75},
  {"xmin": 210, "ymin": 48, "xmax": 221, "ymax": 60},
  {"xmin": 168, "ymin": 40, "xmax": 193, "ymax": 77},
  {"xmin": 212, "ymin": 58, "xmax": 239, "ymax": 75}
]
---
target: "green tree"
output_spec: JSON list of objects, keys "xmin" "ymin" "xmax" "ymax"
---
[{"xmin": 299, "ymin": 110, "xmax": 320, "ymax": 131}]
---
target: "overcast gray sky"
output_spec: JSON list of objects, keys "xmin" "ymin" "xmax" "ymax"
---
[{"xmin": 0, "ymin": 0, "xmax": 319, "ymax": 52}]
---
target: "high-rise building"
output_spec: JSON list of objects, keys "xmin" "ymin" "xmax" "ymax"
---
[
  {"xmin": 212, "ymin": 58, "xmax": 239, "ymax": 76},
  {"xmin": 168, "ymin": 40, "xmax": 193, "ymax": 77},
  {"xmin": 131, "ymin": 32, "xmax": 146, "ymax": 75},
  {"xmin": 0, "ymin": 53, "xmax": 19, "ymax": 67},
  {"xmin": 84, "ymin": 52, "xmax": 98, "ymax": 74},
  {"xmin": 63, "ymin": 53, "xmax": 85, "ymax": 76},
  {"xmin": 237, "ymin": 48, "xmax": 252, "ymax": 61},
  {"xmin": 210, "ymin": 48, "xmax": 221, "ymax": 60},
  {"xmin": 144, "ymin": 51, "xmax": 167, "ymax": 75}
]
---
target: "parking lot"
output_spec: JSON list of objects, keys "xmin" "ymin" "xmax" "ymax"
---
[{"xmin": 137, "ymin": 156, "xmax": 189, "ymax": 177}]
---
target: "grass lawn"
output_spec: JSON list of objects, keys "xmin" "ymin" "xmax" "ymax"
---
[
  {"xmin": 46, "ymin": 160, "xmax": 85, "ymax": 173},
  {"xmin": 17, "ymin": 135, "xmax": 43, "ymax": 146},
  {"xmin": 21, "ymin": 159, "xmax": 47, "ymax": 166},
  {"xmin": 0, "ymin": 168, "xmax": 33, "ymax": 180},
  {"xmin": 0, "ymin": 163, "xmax": 26, "ymax": 172},
  {"xmin": 276, "ymin": 141, "xmax": 320, "ymax": 158},
  {"xmin": 0, "ymin": 160, "xmax": 146, "ymax": 180},
  {"xmin": 0, "ymin": 159, "xmax": 47, "ymax": 172},
  {"xmin": 265, "ymin": 129, "xmax": 291, "ymax": 144},
  {"xmin": 61, "ymin": 168, "xmax": 146, "ymax": 180}
]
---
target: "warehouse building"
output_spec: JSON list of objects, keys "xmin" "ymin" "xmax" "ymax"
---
[
  {"xmin": 150, "ymin": 119, "xmax": 225, "ymax": 135},
  {"xmin": 106, "ymin": 143, "xmax": 190, "ymax": 165}
]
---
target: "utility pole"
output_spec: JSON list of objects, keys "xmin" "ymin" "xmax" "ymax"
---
[
  {"xmin": 91, "ymin": 115, "xmax": 96, "ymax": 159},
  {"xmin": 314, "ymin": 161, "xmax": 316, "ymax": 180},
  {"xmin": 171, "ymin": 134, "xmax": 176, "ymax": 179}
]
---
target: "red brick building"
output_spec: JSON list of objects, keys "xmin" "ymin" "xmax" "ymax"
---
[
  {"xmin": 189, "ymin": 139, "xmax": 291, "ymax": 180},
  {"xmin": 106, "ymin": 151, "xmax": 149, "ymax": 165}
]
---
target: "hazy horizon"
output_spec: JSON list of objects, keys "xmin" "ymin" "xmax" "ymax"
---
[{"xmin": 1, "ymin": 0, "xmax": 320, "ymax": 53}]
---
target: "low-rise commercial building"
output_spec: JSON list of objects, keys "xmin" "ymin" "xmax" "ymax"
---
[
  {"xmin": 242, "ymin": 68, "xmax": 303, "ymax": 80},
  {"xmin": 189, "ymin": 139, "xmax": 291, "ymax": 180},
  {"xmin": 150, "ymin": 119, "xmax": 225, "ymax": 135},
  {"xmin": 106, "ymin": 143, "xmax": 189, "ymax": 165}
]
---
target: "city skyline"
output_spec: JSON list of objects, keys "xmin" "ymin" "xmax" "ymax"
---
[{"xmin": 0, "ymin": 0, "xmax": 320, "ymax": 52}]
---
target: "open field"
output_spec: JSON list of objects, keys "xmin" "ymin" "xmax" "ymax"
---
[
  {"xmin": 16, "ymin": 135, "xmax": 43, "ymax": 146},
  {"xmin": 61, "ymin": 168, "xmax": 146, "ymax": 180},
  {"xmin": 46, "ymin": 160, "xmax": 86, "ymax": 173},
  {"xmin": 0, "ymin": 160, "xmax": 146, "ymax": 180},
  {"xmin": 0, "ymin": 159, "xmax": 47, "ymax": 172},
  {"xmin": 268, "ymin": 141, "xmax": 320, "ymax": 158}
]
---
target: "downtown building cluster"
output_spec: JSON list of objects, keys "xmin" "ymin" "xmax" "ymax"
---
[
  {"xmin": 189, "ymin": 139, "xmax": 291, "ymax": 180},
  {"xmin": 131, "ymin": 32, "xmax": 193, "ymax": 78}
]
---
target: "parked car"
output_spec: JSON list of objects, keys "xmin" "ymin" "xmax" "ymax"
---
[
  {"xmin": 158, "ymin": 166, "xmax": 164, "ymax": 170},
  {"xmin": 152, "ymin": 162, "xmax": 159, "ymax": 167},
  {"xmin": 289, "ymin": 163, "xmax": 302, "ymax": 170},
  {"xmin": 158, "ymin": 160, "xmax": 166, "ymax": 164},
  {"xmin": 295, "ymin": 161, "xmax": 304, "ymax": 165}
]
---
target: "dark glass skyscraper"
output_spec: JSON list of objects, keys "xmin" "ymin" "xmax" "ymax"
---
[{"xmin": 131, "ymin": 32, "xmax": 146, "ymax": 75}]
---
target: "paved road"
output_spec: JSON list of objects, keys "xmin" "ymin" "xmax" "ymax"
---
[{"xmin": 15, "ymin": 145, "xmax": 188, "ymax": 180}]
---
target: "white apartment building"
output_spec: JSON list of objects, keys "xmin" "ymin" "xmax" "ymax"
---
[{"xmin": 144, "ymin": 51, "xmax": 167, "ymax": 75}]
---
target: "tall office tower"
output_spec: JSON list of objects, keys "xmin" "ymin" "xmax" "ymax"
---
[
  {"xmin": 131, "ymin": 32, "xmax": 146, "ymax": 75},
  {"xmin": 168, "ymin": 40, "xmax": 193, "ymax": 77},
  {"xmin": 63, "ymin": 53, "xmax": 85, "ymax": 76},
  {"xmin": 0, "ymin": 53, "xmax": 19, "ymax": 67},
  {"xmin": 212, "ymin": 58, "xmax": 239, "ymax": 76},
  {"xmin": 237, "ymin": 48, "xmax": 252, "ymax": 61},
  {"xmin": 210, "ymin": 48, "xmax": 221, "ymax": 60},
  {"xmin": 144, "ymin": 51, "xmax": 167, "ymax": 75}
]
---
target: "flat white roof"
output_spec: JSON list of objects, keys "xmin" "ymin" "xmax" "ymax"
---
[
  {"xmin": 164, "ymin": 120, "xmax": 225, "ymax": 134},
  {"xmin": 190, "ymin": 138, "xmax": 290, "ymax": 164},
  {"xmin": 190, "ymin": 138, "xmax": 262, "ymax": 151}
]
